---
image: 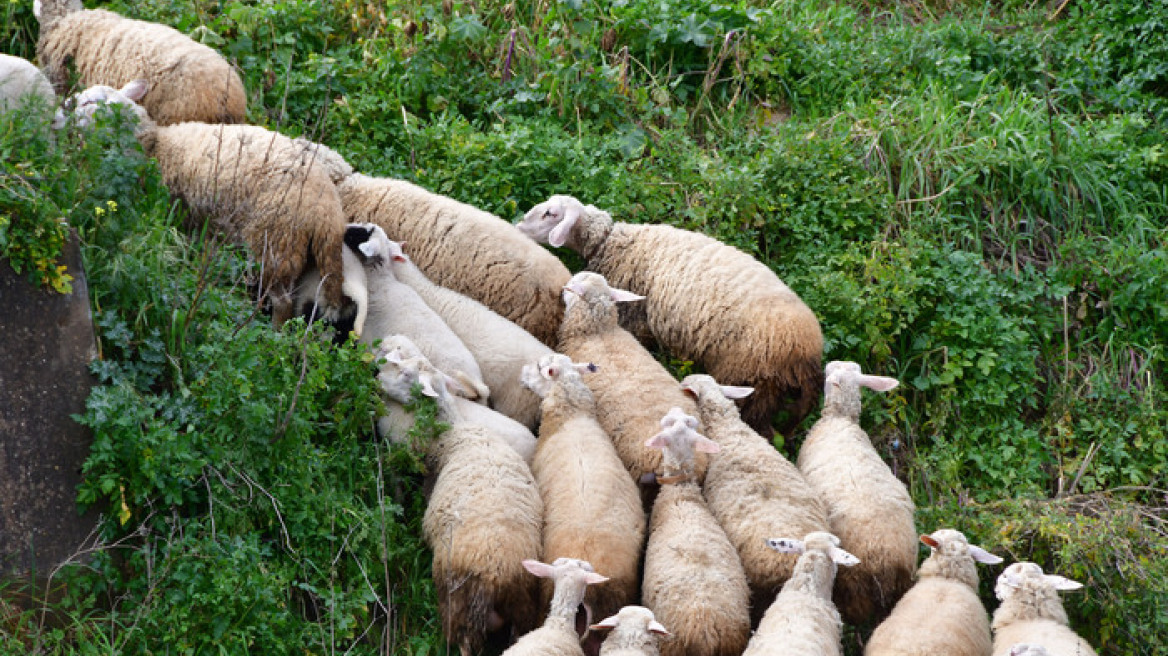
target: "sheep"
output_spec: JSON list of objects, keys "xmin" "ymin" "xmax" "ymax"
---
[
  {"xmin": 343, "ymin": 222, "xmax": 490, "ymax": 403},
  {"xmin": 518, "ymin": 194, "xmax": 824, "ymax": 436},
  {"xmin": 991, "ymin": 562, "xmax": 1097, "ymax": 656},
  {"xmin": 743, "ymin": 532, "xmax": 860, "ymax": 656},
  {"xmin": 0, "ymin": 54, "xmax": 57, "ymax": 117},
  {"xmin": 557, "ymin": 271, "xmax": 703, "ymax": 493},
  {"xmin": 292, "ymin": 234, "xmax": 369, "ymax": 339},
  {"xmin": 336, "ymin": 174, "xmax": 571, "ymax": 346},
  {"xmin": 64, "ymin": 81, "xmax": 358, "ymax": 325},
  {"xmin": 520, "ymin": 354, "xmax": 646, "ymax": 639},
  {"xmin": 589, "ymin": 606, "xmax": 670, "ymax": 656},
  {"xmin": 35, "ymin": 0, "xmax": 246, "ymax": 125},
  {"xmin": 391, "ymin": 251, "xmax": 553, "ymax": 429},
  {"xmin": 796, "ymin": 360, "xmax": 917, "ymax": 625},
  {"xmin": 678, "ymin": 373, "xmax": 831, "ymax": 615},
  {"xmin": 501, "ymin": 558, "xmax": 610, "ymax": 656},
  {"xmin": 641, "ymin": 412, "xmax": 751, "ymax": 656},
  {"xmin": 1005, "ymin": 646, "xmax": 1053, "ymax": 656},
  {"xmin": 865, "ymin": 528, "xmax": 1003, "ymax": 656},
  {"xmin": 376, "ymin": 336, "xmax": 535, "ymax": 464},
  {"xmin": 422, "ymin": 378, "xmax": 544, "ymax": 656}
]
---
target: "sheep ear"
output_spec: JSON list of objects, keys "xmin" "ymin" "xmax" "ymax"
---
[
  {"xmin": 858, "ymin": 374, "xmax": 899, "ymax": 392},
  {"xmin": 719, "ymin": 384, "xmax": 754, "ymax": 399},
  {"xmin": 358, "ymin": 240, "xmax": 381, "ymax": 259},
  {"xmin": 582, "ymin": 572, "xmax": 610, "ymax": 586},
  {"xmin": 644, "ymin": 433, "xmax": 670, "ymax": 450},
  {"xmin": 121, "ymin": 79, "xmax": 149, "ymax": 102},
  {"xmin": 829, "ymin": 547, "xmax": 861, "ymax": 567},
  {"xmin": 34, "ymin": 0, "xmax": 42, "ymax": 19},
  {"xmin": 609, "ymin": 287, "xmax": 645, "ymax": 303},
  {"xmin": 969, "ymin": 545, "xmax": 1004, "ymax": 565},
  {"xmin": 766, "ymin": 538, "xmax": 805, "ymax": 554},
  {"xmin": 440, "ymin": 372, "xmax": 474, "ymax": 398},
  {"xmin": 1044, "ymin": 575, "xmax": 1083, "ymax": 591},
  {"xmin": 418, "ymin": 372, "xmax": 442, "ymax": 398},
  {"xmin": 920, "ymin": 534, "xmax": 940, "ymax": 549},
  {"xmin": 547, "ymin": 201, "xmax": 581, "ymax": 248},
  {"xmin": 522, "ymin": 559, "xmax": 556, "ymax": 579},
  {"xmin": 693, "ymin": 433, "xmax": 721, "ymax": 454},
  {"xmin": 589, "ymin": 616, "xmax": 619, "ymax": 631},
  {"xmin": 648, "ymin": 620, "xmax": 670, "ymax": 636}
]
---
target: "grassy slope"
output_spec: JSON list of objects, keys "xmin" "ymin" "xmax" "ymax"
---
[{"xmin": 1, "ymin": 0, "xmax": 1165, "ymax": 654}]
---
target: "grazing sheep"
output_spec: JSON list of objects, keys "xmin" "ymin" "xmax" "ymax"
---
[
  {"xmin": 292, "ymin": 236, "xmax": 369, "ymax": 338},
  {"xmin": 502, "ymin": 558, "xmax": 609, "ymax": 656},
  {"xmin": 642, "ymin": 413, "xmax": 751, "ymax": 656},
  {"xmin": 521, "ymin": 354, "xmax": 646, "ymax": 635},
  {"xmin": 392, "ymin": 252, "xmax": 553, "ymax": 429},
  {"xmin": 518, "ymin": 194, "xmax": 823, "ymax": 435},
  {"xmin": 865, "ymin": 529, "xmax": 1003, "ymax": 656},
  {"xmin": 743, "ymin": 532, "xmax": 860, "ymax": 656},
  {"xmin": 35, "ymin": 0, "xmax": 246, "ymax": 125},
  {"xmin": 344, "ymin": 222, "xmax": 490, "ymax": 403},
  {"xmin": 64, "ymin": 81, "xmax": 358, "ymax": 324},
  {"xmin": 797, "ymin": 360, "xmax": 916, "ymax": 625},
  {"xmin": 590, "ymin": 606, "xmax": 670, "ymax": 656},
  {"xmin": 679, "ymin": 374, "xmax": 831, "ymax": 614},
  {"xmin": 557, "ymin": 272, "xmax": 703, "ymax": 491},
  {"xmin": 376, "ymin": 336, "xmax": 535, "ymax": 464},
  {"xmin": 991, "ymin": 563, "xmax": 1097, "ymax": 656},
  {"xmin": 336, "ymin": 174, "xmax": 571, "ymax": 345},
  {"xmin": 0, "ymin": 54, "xmax": 57, "ymax": 116},
  {"xmin": 423, "ymin": 388, "xmax": 544, "ymax": 656}
]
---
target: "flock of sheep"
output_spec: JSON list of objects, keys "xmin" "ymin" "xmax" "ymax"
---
[{"xmin": 1, "ymin": 2, "xmax": 1101, "ymax": 655}]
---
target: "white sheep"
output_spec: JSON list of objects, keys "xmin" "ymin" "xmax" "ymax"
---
[
  {"xmin": 641, "ymin": 412, "xmax": 751, "ymax": 656},
  {"xmin": 0, "ymin": 54, "xmax": 57, "ymax": 119},
  {"xmin": 797, "ymin": 360, "xmax": 917, "ymax": 625},
  {"xmin": 590, "ymin": 606, "xmax": 670, "ymax": 656},
  {"xmin": 743, "ymin": 532, "xmax": 860, "ymax": 656},
  {"xmin": 337, "ymin": 174, "xmax": 571, "ymax": 345},
  {"xmin": 865, "ymin": 528, "xmax": 1003, "ymax": 656},
  {"xmin": 678, "ymin": 373, "xmax": 831, "ymax": 614},
  {"xmin": 521, "ymin": 354, "xmax": 645, "ymax": 636},
  {"xmin": 391, "ymin": 252, "xmax": 553, "ymax": 429},
  {"xmin": 291, "ymin": 236, "xmax": 369, "ymax": 338},
  {"xmin": 344, "ymin": 222, "xmax": 490, "ymax": 403},
  {"xmin": 518, "ymin": 194, "xmax": 823, "ymax": 436},
  {"xmin": 376, "ymin": 336, "xmax": 536, "ymax": 464},
  {"xmin": 557, "ymin": 271, "xmax": 703, "ymax": 492},
  {"xmin": 991, "ymin": 562, "xmax": 1097, "ymax": 656},
  {"xmin": 36, "ymin": 0, "xmax": 246, "ymax": 125},
  {"xmin": 1005, "ymin": 645, "xmax": 1054, "ymax": 656},
  {"xmin": 501, "ymin": 558, "xmax": 610, "ymax": 656},
  {"xmin": 64, "ymin": 81, "xmax": 359, "ymax": 325},
  {"xmin": 422, "ymin": 384, "xmax": 544, "ymax": 656}
]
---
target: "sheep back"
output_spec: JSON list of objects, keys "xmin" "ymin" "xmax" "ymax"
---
[
  {"xmin": 797, "ymin": 416, "xmax": 917, "ymax": 625},
  {"xmin": 744, "ymin": 591, "xmax": 841, "ymax": 656},
  {"xmin": 642, "ymin": 484, "xmax": 751, "ymax": 656},
  {"xmin": 0, "ymin": 54, "xmax": 56, "ymax": 112},
  {"xmin": 991, "ymin": 622, "xmax": 1097, "ymax": 656},
  {"xmin": 502, "ymin": 625, "xmax": 584, "ymax": 656},
  {"xmin": 589, "ymin": 222, "xmax": 823, "ymax": 434},
  {"xmin": 532, "ymin": 411, "xmax": 645, "ymax": 622},
  {"xmin": 37, "ymin": 9, "xmax": 246, "ymax": 124},
  {"xmin": 864, "ymin": 577, "xmax": 992, "ymax": 656},
  {"xmin": 424, "ymin": 425, "xmax": 543, "ymax": 653},
  {"xmin": 338, "ymin": 175, "xmax": 571, "ymax": 345},
  {"xmin": 149, "ymin": 123, "xmax": 348, "ymax": 311}
]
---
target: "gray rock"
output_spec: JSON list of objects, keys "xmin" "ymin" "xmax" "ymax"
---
[{"xmin": 0, "ymin": 230, "xmax": 99, "ymax": 579}]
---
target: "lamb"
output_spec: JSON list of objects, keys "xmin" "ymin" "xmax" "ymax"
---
[
  {"xmin": 865, "ymin": 528, "xmax": 1003, "ymax": 656},
  {"xmin": 679, "ymin": 374, "xmax": 831, "ymax": 614},
  {"xmin": 590, "ymin": 606, "xmax": 670, "ymax": 656},
  {"xmin": 991, "ymin": 562, "xmax": 1097, "ymax": 656},
  {"xmin": 0, "ymin": 54, "xmax": 57, "ymax": 116},
  {"xmin": 743, "ymin": 532, "xmax": 860, "ymax": 656},
  {"xmin": 641, "ymin": 412, "xmax": 751, "ymax": 656},
  {"xmin": 35, "ymin": 0, "xmax": 246, "ymax": 125},
  {"xmin": 501, "ymin": 558, "xmax": 609, "ymax": 656},
  {"xmin": 391, "ymin": 251, "xmax": 553, "ymax": 429},
  {"xmin": 375, "ymin": 335, "xmax": 535, "ymax": 463},
  {"xmin": 292, "ymin": 234, "xmax": 369, "ymax": 338},
  {"xmin": 521, "ymin": 354, "xmax": 646, "ymax": 635},
  {"xmin": 796, "ymin": 360, "xmax": 917, "ymax": 625},
  {"xmin": 518, "ymin": 194, "xmax": 823, "ymax": 435},
  {"xmin": 344, "ymin": 222, "xmax": 490, "ymax": 402},
  {"xmin": 557, "ymin": 271, "xmax": 703, "ymax": 491},
  {"xmin": 336, "ymin": 174, "xmax": 571, "ymax": 345},
  {"xmin": 64, "ymin": 81, "xmax": 358, "ymax": 325},
  {"xmin": 422, "ymin": 383, "xmax": 544, "ymax": 656}
]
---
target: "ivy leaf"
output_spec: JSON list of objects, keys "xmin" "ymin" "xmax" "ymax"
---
[{"xmin": 449, "ymin": 15, "xmax": 487, "ymax": 42}]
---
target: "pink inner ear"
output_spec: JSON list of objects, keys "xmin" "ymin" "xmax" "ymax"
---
[
  {"xmin": 920, "ymin": 534, "xmax": 940, "ymax": 548},
  {"xmin": 522, "ymin": 560, "xmax": 556, "ymax": 579},
  {"xmin": 644, "ymin": 434, "xmax": 669, "ymax": 449},
  {"xmin": 694, "ymin": 435, "xmax": 721, "ymax": 453}
]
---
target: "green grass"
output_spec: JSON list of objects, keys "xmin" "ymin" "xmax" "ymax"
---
[{"xmin": 1, "ymin": 0, "xmax": 1165, "ymax": 654}]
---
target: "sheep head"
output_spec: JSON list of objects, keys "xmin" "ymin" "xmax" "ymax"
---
[{"xmin": 821, "ymin": 360, "xmax": 898, "ymax": 422}]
